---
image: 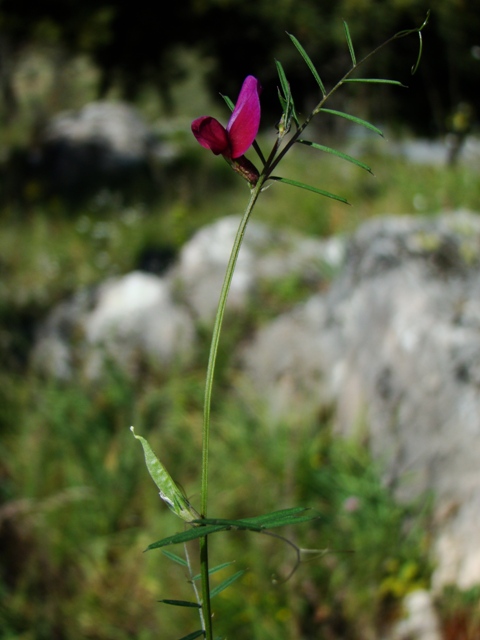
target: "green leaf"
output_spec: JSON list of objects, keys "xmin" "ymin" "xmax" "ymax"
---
[
  {"xmin": 277, "ymin": 89, "xmax": 288, "ymax": 116},
  {"xmin": 147, "ymin": 508, "xmax": 320, "ymax": 550},
  {"xmin": 193, "ymin": 507, "xmax": 320, "ymax": 531},
  {"xmin": 209, "ymin": 560, "xmax": 236, "ymax": 575},
  {"xmin": 343, "ymin": 78, "xmax": 406, "ymax": 87},
  {"xmin": 177, "ymin": 631, "xmax": 205, "ymax": 640},
  {"xmin": 269, "ymin": 176, "xmax": 350, "ymax": 204},
  {"xmin": 147, "ymin": 524, "xmax": 230, "ymax": 550},
  {"xmin": 210, "ymin": 570, "xmax": 246, "ymax": 599},
  {"xmin": 275, "ymin": 59, "xmax": 299, "ymax": 127},
  {"xmin": 343, "ymin": 21, "xmax": 356, "ymax": 66},
  {"xmin": 245, "ymin": 510, "xmax": 319, "ymax": 528},
  {"xmin": 275, "ymin": 58, "xmax": 291, "ymax": 103},
  {"xmin": 287, "ymin": 32, "xmax": 326, "ymax": 96},
  {"xmin": 319, "ymin": 109, "xmax": 384, "ymax": 137},
  {"xmin": 131, "ymin": 427, "xmax": 200, "ymax": 523},
  {"xmin": 161, "ymin": 549, "xmax": 189, "ymax": 567},
  {"xmin": 159, "ymin": 599, "xmax": 201, "ymax": 608},
  {"xmin": 192, "ymin": 561, "xmax": 237, "ymax": 582},
  {"xmin": 238, "ymin": 506, "xmax": 308, "ymax": 521},
  {"xmin": 221, "ymin": 94, "xmax": 235, "ymax": 112},
  {"xmin": 297, "ymin": 139, "xmax": 372, "ymax": 173},
  {"xmin": 230, "ymin": 506, "xmax": 311, "ymax": 526}
]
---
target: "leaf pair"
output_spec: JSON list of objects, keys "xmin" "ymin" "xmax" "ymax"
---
[{"xmin": 146, "ymin": 506, "xmax": 320, "ymax": 550}]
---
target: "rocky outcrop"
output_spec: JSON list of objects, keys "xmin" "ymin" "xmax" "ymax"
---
[
  {"xmin": 32, "ymin": 215, "xmax": 341, "ymax": 379},
  {"xmin": 32, "ymin": 271, "xmax": 196, "ymax": 379},
  {"xmin": 241, "ymin": 209, "xmax": 480, "ymax": 591},
  {"xmin": 33, "ymin": 209, "xmax": 480, "ymax": 593},
  {"xmin": 34, "ymin": 101, "xmax": 158, "ymax": 198}
]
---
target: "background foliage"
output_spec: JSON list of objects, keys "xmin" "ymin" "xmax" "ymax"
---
[
  {"xmin": 1, "ymin": 3, "xmax": 480, "ymax": 638},
  {"xmin": 0, "ymin": 0, "xmax": 479, "ymax": 133}
]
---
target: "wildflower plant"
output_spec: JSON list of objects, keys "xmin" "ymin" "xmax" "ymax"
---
[{"xmin": 131, "ymin": 14, "xmax": 429, "ymax": 640}]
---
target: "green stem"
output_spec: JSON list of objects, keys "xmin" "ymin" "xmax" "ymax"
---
[
  {"xmin": 200, "ymin": 180, "xmax": 263, "ymax": 516},
  {"xmin": 199, "ymin": 178, "xmax": 264, "ymax": 639},
  {"xmin": 199, "ymin": 537, "xmax": 212, "ymax": 640}
]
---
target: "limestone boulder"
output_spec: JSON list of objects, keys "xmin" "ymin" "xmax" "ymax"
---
[{"xmin": 241, "ymin": 209, "xmax": 480, "ymax": 590}]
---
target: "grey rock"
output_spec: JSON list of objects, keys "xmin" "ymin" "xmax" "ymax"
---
[
  {"xmin": 391, "ymin": 590, "xmax": 441, "ymax": 640},
  {"xmin": 33, "ymin": 271, "xmax": 196, "ymax": 379},
  {"xmin": 43, "ymin": 102, "xmax": 152, "ymax": 162},
  {"xmin": 241, "ymin": 209, "xmax": 480, "ymax": 590},
  {"xmin": 172, "ymin": 214, "xmax": 344, "ymax": 322},
  {"xmin": 33, "ymin": 215, "xmax": 342, "ymax": 379},
  {"xmin": 36, "ymin": 101, "xmax": 157, "ymax": 195},
  {"xmin": 33, "ymin": 208, "xmax": 480, "ymax": 591}
]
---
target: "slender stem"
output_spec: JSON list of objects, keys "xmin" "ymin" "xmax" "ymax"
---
[
  {"xmin": 199, "ymin": 537, "xmax": 213, "ymax": 640},
  {"xmin": 199, "ymin": 177, "xmax": 264, "ymax": 639},
  {"xmin": 200, "ymin": 180, "xmax": 263, "ymax": 516},
  {"xmin": 196, "ymin": 18, "xmax": 429, "ymax": 635},
  {"xmin": 184, "ymin": 542, "xmax": 205, "ymax": 630}
]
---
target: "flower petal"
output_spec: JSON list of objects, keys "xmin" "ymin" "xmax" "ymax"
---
[
  {"xmin": 226, "ymin": 76, "xmax": 261, "ymax": 158},
  {"xmin": 191, "ymin": 116, "xmax": 229, "ymax": 155}
]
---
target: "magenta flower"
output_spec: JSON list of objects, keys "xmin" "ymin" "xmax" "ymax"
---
[{"xmin": 191, "ymin": 75, "xmax": 261, "ymax": 159}]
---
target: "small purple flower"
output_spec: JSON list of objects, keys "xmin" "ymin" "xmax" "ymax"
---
[{"xmin": 191, "ymin": 75, "xmax": 261, "ymax": 159}]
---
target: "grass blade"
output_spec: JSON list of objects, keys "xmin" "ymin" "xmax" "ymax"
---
[
  {"xmin": 287, "ymin": 32, "xmax": 326, "ymax": 96},
  {"xmin": 343, "ymin": 21, "xmax": 356, "ymax": 66},
  {"xmin": 210, "ymin": 570, "xmax": 246, "ymax": 599},
  {"xmin": 297, "ymin": 139, "xmax": 372, "ymax": 173},
  {"xmin": 159, "ymin": 599, "xmax": 201, "ymax": 608},
  {"xmin": 270, "ymin": 176, "xmax": 350, "ymax": 204},
  {"xmin": 319, "ymin": 108, "xmax": 384, "ymax": 137}
]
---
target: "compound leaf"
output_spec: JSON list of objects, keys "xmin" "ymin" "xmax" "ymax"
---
[{"xmin": 287, "ymin": 32, "xmax": 326, "ymax": 96}]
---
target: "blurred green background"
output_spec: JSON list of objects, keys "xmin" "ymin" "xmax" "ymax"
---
[{"xmin": 1, "ymin": 1, "xmax": 480, "ymax": 638}]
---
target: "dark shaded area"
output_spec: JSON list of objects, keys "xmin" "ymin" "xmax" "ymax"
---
[
  {"xmin": 135, "ymin": 244, "xmax": 178, "ymax": 276},
  {"xmin": 0, "ymin": 1, "xmax": 479, "ymax": 134}
]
